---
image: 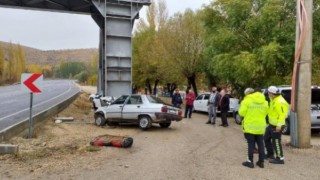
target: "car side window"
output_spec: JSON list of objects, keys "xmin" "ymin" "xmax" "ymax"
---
[
  {"xmin": 196, "ymin": 95, "xmax": 204, "ymax": 100},
  {"xmin": 204, "ymin": 94, "xmax": 210, "ymax": 100},
  {"xmin": 126, "ymin": 95, "xmax": 142, "ymax": 105},
  {"xmin": 112, "ymin": 95, "xmax": 128, "ymax": 105},
  {"xmin": 281, "ymin": 90, "xmax": 291, "ymax": 104}
]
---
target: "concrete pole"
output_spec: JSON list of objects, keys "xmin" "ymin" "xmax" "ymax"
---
[{"xmin": 296, "ymin": 0, "xmax": 312, "ymax": 148}]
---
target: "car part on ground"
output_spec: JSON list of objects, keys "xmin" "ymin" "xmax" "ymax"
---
[
  {"xmin": 90, "ymin": 134, "xmax": 133, "ymax": 148},
  {"xmin": 94, "ymin": 95, "xmax": 183, "ymax": 130}
]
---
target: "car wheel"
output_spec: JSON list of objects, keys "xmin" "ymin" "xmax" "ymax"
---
[
  {"xmin": 234, "ymin": 112, "xmax": 242, "ymax": 125},
  {"xmin": 159, "ymin": 122, "xmax": 171, "ymax": 128},
  {"xmin": 139, "ymin": 116, "xmax": 152, "ymax": 130},
  {"xmin": 95, "ymin": 114, "xmax": 106, "ymax": 126},
  {"xmin": 282, "ymin": 119, "xmax": 290, "ymax": 135}
]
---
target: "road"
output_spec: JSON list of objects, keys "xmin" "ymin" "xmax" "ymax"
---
[{"xmin": 0, "ymin": 80, "xmax": 79, "ymax": 132}]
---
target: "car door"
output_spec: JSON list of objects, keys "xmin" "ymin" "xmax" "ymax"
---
[
  {"xmin": 202, "ymin": 94, "xmax": 210, "ymax": 112},
  {"xmin": 194, "ymin": 95, "xmax": 204, "ymax": 112},
  {"xmin": 106, "ymin": 95, "xmax": 128, "ymax": 120},
  {"xmin": 122, "ymin": 95, "xmax": 143, "ymax": 121}
]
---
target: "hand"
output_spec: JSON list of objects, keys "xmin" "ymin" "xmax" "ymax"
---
[{"xmin": 275, "ymin": 126, "xmax": 281, "ymax": 132}]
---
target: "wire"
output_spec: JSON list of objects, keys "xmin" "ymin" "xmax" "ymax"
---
[{"xmin": 291, "ymin": 0, "xmax": 310, "ymax": 112}]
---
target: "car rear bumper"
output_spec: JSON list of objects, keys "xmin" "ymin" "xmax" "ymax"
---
[{"xmin": 155, "ymin": 113, "xmax": 183, "ymax": 121}]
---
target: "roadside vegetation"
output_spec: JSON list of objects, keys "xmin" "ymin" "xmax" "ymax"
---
[
  {"xmin": 133, "ymin": 0, "xmax": 320, "ymax": 96},
  {"xmin": 0, "ymin": 42, "xmax": 98, "ymax": 86}
]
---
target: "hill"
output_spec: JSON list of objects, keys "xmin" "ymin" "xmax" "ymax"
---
[{"xmin": 0, "ymin": 41, "xmax": 98, "ymax": 66}]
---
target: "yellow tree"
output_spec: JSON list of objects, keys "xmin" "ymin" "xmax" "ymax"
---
[
  {"xmin": 16, "ymin": 44, "xmax": 26, "ymax": 80},
  {"xmin": 0, "ymin": 44, "xmax": 4, "ymax": 84},
  {"xmin": 8, "ymin": 42, "xmax": 17, "ymax": 82},
  {"xmin": 27, "ymin": 64, "xmax": 42, "ymax": 74}
]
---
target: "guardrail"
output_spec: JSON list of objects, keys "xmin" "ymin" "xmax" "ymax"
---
[{"xmin": 0, "ymin": 92, "xmax": 79, "ymax": 142}]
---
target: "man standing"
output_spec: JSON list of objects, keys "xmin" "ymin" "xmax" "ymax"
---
[
  {"xmin": 184, "ymin": 89, "xmax": 196, "ymax": 118},
  {"xmin": 172, "ymin": 88, "xmax": 183, "ymax": 108},
  {"xmin": 206, "ymin": 86, "xmax": 220, "ymax": 125},
  {"xmin": 264, "ymin": 86, "xmax": 289, "ymax": 164},
  {"xmin": 218, "ymin": 89, "xmax": 230, "ymax": 127},
  {"xmin": 239, "ymin": 88, "xmax": 268, "ymax": 168}
]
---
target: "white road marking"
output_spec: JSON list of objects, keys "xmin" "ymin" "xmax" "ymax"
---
[{"xmin": 0, "ymin": 82, "xmax": 75, "ymax": 122}]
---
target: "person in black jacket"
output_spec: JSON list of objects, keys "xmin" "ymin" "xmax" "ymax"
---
[
  {"xmin": 218, "ymin": 89, "xmax": 230, "ymax": 127},
  {"xmin": 171, "ymin": 89, "xmax": 183, "ymax": 108}
]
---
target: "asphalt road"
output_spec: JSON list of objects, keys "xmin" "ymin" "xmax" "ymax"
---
[{"xmin": 0, "ymin": 80, "xmax": 80, "ymax": 132}]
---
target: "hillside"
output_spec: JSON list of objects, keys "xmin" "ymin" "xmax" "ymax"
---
[{"xmin": 0, "ymin": 41, "xmax": 98, "ymax": 66}]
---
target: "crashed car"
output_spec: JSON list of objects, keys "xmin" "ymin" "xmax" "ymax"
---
[
  {"xmin": 94, "ymin": 94, "xmax": 183, "ymax": 130},
  {"xmin": 89, "ymin": 93, "xmax": 115, "ymax": 110}
]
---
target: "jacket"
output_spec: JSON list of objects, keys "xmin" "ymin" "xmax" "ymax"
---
[
  {"xmin": 172, "ymin": 93, "xmax": 183, "ymax": 107},
  {"xmin": 268, "ymin": 95, "xmax": 289, "ymax": 128},
  {"xmin": 208, "ymin": 92, "xmax": 220, "ymax": 107},
  {"xmin": 186, "ymin": 93, "xmax": 196, "ymax": 106},
  {"xmin": 218, "ymin": 95, "xmax": 230, "ymax": 112},
  {"xmin": 239, "ymin": 92, "xmax": 268, "ymax": 135}
]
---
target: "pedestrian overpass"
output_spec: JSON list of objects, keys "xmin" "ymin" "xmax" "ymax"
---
[{"xmin": 0, "ymin": 0, "xmax": 150, "ymax": 97}]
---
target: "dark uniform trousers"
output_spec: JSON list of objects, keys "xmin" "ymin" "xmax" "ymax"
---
[
  {"xmin": 264, "ymin": 125, "xmax": 284, "ymax": 158},
  {"xmin": 244, "ymin": 133, "xmax": 265, "ymax": 163}
]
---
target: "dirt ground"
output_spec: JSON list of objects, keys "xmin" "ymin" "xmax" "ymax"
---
[{"xmin": 1, "ymin": 87, "xmax": 320, "ymax": 180}]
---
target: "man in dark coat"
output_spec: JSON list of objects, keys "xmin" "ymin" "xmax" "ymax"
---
[
  {"xmin": 218, "ymin": 89, "xmax": 230, "ymax": 127},
  {"xmin": 172, "ymin": 88, "xmax": 183, "ymax": 108}
]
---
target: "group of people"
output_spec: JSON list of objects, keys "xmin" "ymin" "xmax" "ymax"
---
[
  {"xmin": 239, "ymin": 86, "xmax": 289, "ymax": 168},
  {"xmin": 171, "ymin": 86, "xmax": 231, "ymax": 127},
  {"xmin": 172, "ymin": 85, "xmax": 289, "ymax": 169},
  {"xmin": 171, "ymin": 88, "xmax": 196, "ymax": 118}
]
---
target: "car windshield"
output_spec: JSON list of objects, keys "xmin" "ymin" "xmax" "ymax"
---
[{"xmin": 146, "ymin": 95, "xmax": 166, "ymax": 104}]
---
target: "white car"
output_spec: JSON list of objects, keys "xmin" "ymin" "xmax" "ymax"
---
[
  {"xmin": 89, "ymin": 93, "xmax": 115, "ymax": 110},
  {"xmin": 94, "ymin": 94, "xmax": 183, "ymax": 130},
  {"xmin": 193, "ymin": 93, "xmax": 240, "ymax": 114}
]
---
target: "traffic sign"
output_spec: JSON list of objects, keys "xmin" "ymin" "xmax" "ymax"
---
[{"xmin": 21, "ymin": 73, "xmax": 43, "ymax": 93}]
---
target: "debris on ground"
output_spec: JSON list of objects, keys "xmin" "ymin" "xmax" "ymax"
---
[{"xmin": 90, "ymin": 134, "xmax": 134, "ymax": 148}]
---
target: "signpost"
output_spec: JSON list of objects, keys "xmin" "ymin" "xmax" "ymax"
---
[{"xmin": 21, "ymin": 73, "xmax": 43, "ymax": 139}]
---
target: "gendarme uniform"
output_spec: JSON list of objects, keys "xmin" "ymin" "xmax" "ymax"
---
[
  {"xmin": 239, "ymin": 91, "xmax": 268, "ymax": 168},
  {"xmin": 264, "ymin": 86, "xmax": 289, "ymax": 164}
]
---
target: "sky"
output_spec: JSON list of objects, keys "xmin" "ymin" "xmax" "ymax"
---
[{"xmin": 0, "ymin": 0, "xmax": 211, "ymax": 50}]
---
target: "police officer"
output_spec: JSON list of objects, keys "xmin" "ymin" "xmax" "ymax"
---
[
  {"xmin": 264, "ymin": 86, "xmax": 289, "ymax": 164},
  {"xmin": 239, "ymin": 88, "xmax": 268, "ymax": 168}
]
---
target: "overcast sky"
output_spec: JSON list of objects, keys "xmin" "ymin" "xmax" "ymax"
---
[{"xmin": 0, "ymin": 0, "xmax": 211, "ymax": 50}]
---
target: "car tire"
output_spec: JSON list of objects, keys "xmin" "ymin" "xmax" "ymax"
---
[
  {"xmin": 95, "ymin": 114, "xmax": 106, "ymax": 126},
  {"xmin": 234, "ymin": 112, "xmax": 242, "ymax": 125},
  {"xmin": 139, "ymin": 116, "xmax": 152, "ymax": 130},
  {"xmin": 282, "ymin": 118, "xmax": 290, "ymax": 135},
  {"xmin": 159, "ymin": 122, "xmax": 171, "ymax": 128}
]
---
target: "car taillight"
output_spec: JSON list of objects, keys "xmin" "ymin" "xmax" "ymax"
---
[
  {"xmin": 178, "ymin": 110, "xmax": 182, "ymax": 116},
  {"xmin": 161, "ymin": 106, "xmax": 168, "ymax": 113}
]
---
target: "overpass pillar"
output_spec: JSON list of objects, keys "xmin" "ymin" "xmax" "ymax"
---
[{"xmin": 91, "ymin": 0, "xmax": 150, "ymax": 97}]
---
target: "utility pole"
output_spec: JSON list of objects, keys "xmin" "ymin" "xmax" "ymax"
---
[{"xmin": 292, "ymin": 0, "xmax": 313, "ymax": 148}]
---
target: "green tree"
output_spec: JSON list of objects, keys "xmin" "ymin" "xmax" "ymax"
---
[
  {"xmin": 201, "ymin": 0, "xmax": 298, "ymax": 94},
  {"xmin": 58, "ymin": 62, "xmax": 85, "ymax": 78}
]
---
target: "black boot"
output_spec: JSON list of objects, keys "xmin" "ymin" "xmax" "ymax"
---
[
  {"xmin": 256, "ymin": 161, "xmax": 264, "ymax": 168},
  {"xmin": 269, "ymin": 158, "xmax": 284, "ymax": 164},
  {"xmin": 242, "ymin": 161, "xmax": 254, "ymax": 168}
]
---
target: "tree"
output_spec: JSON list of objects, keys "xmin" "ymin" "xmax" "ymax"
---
[
  {"xmin": 0, "ymin": 44, "xmax": 4, "ymax": 84},
  {"xmin": 201, "ymin": 0, "xmax": 298, "ymax": 95},
  {"xmin": 16, "ymin": 44, "xmax": 26, "ymax": 81},
  {"xmin": 166, "ymin": 9, "xmax": 206, "ymax": 96}
]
